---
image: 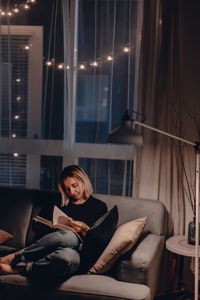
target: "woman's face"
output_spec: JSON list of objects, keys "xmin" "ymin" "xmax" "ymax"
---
[{"xmin": 62, "ymin": 176, "xmax": 84, "ymax": 202}]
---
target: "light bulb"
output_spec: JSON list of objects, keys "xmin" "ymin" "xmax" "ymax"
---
[
  {"xmin": 24, "ymin": 4, "xmax": 30, "ymax": 9},
  {"xmin": 25, "ymin": 45, "xmax": 30, "ymax": 50},
  {"xmin": 7, "ymin": 11, "xmax": 12, "ymax": 16},
  {"xmin": 16, "ymin": 96, "xmax": 21, "ymax": 101},
  {"xmin": 123, "ymin": 47, "xmax": 129, "ymax": 53},
  {"xmin": 107, "ymin": 56, "xmax": 113, "ymax": 61},
  {"xmin": 14, "ymin": 115, "xmax": 20, "ymax": 120},
  {"xmin": 58, "ymin": 64, "xmax": 64, "ymax": 69},
  {"xmin": 16, "ymin": 78, "xmax": 21, "ymax": 82},
  {"xmin": 66, "ymin": 65, "xmax": 70, "ymax": 69},
  {"xmin": 12, "ymin": 133, "xmax": 16, "ymax": 138},
  {"xmin": 1, "ymin": 11, "xmax": 5, "ymax": 15},
  {"xmin": 13, "ymin": 8, "xmax": 19, "ymax": 13},
  {"xmin": 80, "ymin": 64, "xmax": 85, "ymax": 70},
  {"xmin": 46, "ymin": 61, "xmax": 52, "ymax": 66},
  {"xmin": 13, "ymin": 153, "xmax": 19, "ymax": 157},
  {"xmin": 92, "ymin": 61, "xmax": 98, "ymax": 67}
]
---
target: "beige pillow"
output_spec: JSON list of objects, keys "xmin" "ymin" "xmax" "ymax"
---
[
  {"xmin": 0, "ymin": 229, "xmax": 14, "ymax": 245},
  {"xmin": 88, "ymin": 216, "xmax": 147, "ymax": 274}
]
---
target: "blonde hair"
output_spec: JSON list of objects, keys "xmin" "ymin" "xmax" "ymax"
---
[{"xmin": 58, "ymin": 165, "xmax": 93, "ymax": 206}]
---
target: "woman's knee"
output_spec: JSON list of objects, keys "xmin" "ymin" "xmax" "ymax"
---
[{"xmin": 48, "ymin": 248, "xmax": 80, "ymax": 277}]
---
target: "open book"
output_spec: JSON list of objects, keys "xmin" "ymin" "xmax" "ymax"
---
[{"xmin": 33, "ymin": 206, "xmax": 83, "ymax": 242}]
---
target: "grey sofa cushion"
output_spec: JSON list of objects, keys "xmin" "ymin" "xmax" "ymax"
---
[{"xmin": 0, "ymin": 274, "xmax": 151, "ymax": 300}]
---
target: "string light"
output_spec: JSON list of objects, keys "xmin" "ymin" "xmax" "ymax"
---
[
  {"xmin": 79, "ymin": 64, "xmax": 85, "ymax": 70},
  {"xmin": 14, "ymin": 115, "xmax": 20, "ymax": 120},
  {"xmin": 12, "ymin": 133, "xmax": 16, "ymax": 138},
  {"xmin": 91, "ymin": 61, "xmax": 98, "ymax": 67},
  {"xmin": 24, "ymin": 4, "xmax": 30, "ymax": 10},
  {"xmin": 107, "ymin": 55, "xmax": 113, "ymax": 61},
  {"xmin": 13, "ymin": 8, "xmax": 19, "ymax": 13},
  {"xmin": 44, "ymin": 43, "xmax": 131, "ymax": 71},
  {"xmin": 123, "ymin": 46, "xmax": 130, "ymax": 52},
  {"xmin": 46, "ymin": 61, "xmax": 52, "ymax": 66},
  {"xmin": 0, "ymin": 1, "xmax": 36, "ymax": 17},
  {"xmin": 58, "ymin": 64, "xmax": 64, "ymax": 69},
  {"xmin": 13, "ymin": 153, "xmax": 19, "ymax": 157},
  {"xmin": 24, "ymin": 45, "xmax": 30, "ymax": 50},
  {"xmin": 16, "ymin": 78, "xmax": 21, "ymax": 82}
]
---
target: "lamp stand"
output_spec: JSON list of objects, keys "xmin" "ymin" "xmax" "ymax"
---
[
  {"xmin": 195, "ymin": 149, "xmax": 200, "ymax": 300},
  {"xmin": 134, "ymin": 120, "xmax": 199, "ymax": 300}
]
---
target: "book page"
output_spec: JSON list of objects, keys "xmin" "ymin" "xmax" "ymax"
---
[
  {"xmin": 33, "ymin": 207, "xmax": 83, "ymax": 242},
  {"xmin": 52, "ymin": 206, "xmax": 72, "ymax": 227},
  {"xmin": 33, "ymin": 216, "xmax": 53, "ymax": 227}
]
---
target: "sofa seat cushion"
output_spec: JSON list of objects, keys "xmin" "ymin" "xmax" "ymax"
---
[{"xmin": 0, "ymin": 274, "xmax": 150, "ymax": 300}]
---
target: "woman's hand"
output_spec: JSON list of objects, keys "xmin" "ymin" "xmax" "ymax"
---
[{"xmin": 68, "ymin": 219, "xmax": 90, "ymax": 237}]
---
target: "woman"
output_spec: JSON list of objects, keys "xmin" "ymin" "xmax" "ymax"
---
[{"xmin": 0, "ymin": 165, "xmax": 107, "ymax": 279}]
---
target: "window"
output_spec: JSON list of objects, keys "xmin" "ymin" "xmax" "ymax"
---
[
  {"xmin": 73, "ymin": 0, "xmax": 143, "ymax": 195},
  {"xmin": 0, "ymin": 1, "xmax": 143, "ymax": 196},
  {"xmin": 0, "ymin": 26, "xmax": 43, "ymax": 188}
]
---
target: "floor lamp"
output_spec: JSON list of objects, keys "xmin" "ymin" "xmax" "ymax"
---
[{"xmin": 108, "ymin": 110, "xmax": 200, "ymax": 300}]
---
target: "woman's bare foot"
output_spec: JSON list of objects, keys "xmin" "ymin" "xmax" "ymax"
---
[
  {"xmin": 0, "ymin": 251, "xmax": 21, "ymax": 265},
  {"xmin": 0, "ymin": 263, "xmax": 21, "ymax": 275}
]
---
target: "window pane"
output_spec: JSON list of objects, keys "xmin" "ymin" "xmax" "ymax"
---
[
  {"xmin": 40, "ymin": 155, "xmax": 63, "ymax": 191},
  {"xmin": 0, "ymin": 36, "xmax": 29, "ymax": 138},
  {"xmin": 76, "ymin": 0, "xmax": 142, "ymax": 143},
  {"xmin": 0, "ymin": 153, "xmax": 26, "ymax": 187},
  {"xmin": 79, "ymin": 158, "xmax": 133, "ymax": 196}
]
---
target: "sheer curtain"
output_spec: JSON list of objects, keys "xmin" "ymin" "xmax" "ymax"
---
[{"xmin": 61, "ymin": 0, "xmax": 144, "ymax": 196}]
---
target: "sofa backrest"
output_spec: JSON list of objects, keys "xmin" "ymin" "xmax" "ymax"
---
[
  {"xmin": 0, "ymin": 187, "xmax": 166, "ymax": 250},
  {"xmin": 0, "ymin": 187, "xmax": 61, "ymax": 248},
  {"xmin": 93, "ymin": 194, "xmax": 166, "ymax": 236},
  {"xmin": 0, "ymin": 187, "xmax": 34, "ymax": 249}
]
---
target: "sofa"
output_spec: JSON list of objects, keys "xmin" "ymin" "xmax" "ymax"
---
[{"xmin": 0, "ymin": 186, "xmax": 166, "ymax": 300}]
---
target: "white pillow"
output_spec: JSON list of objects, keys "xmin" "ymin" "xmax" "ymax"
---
[
  {"xmin": 0, "ymin": 229, "xmax": 14, "ymax": 245},
  {"xmin": 88, "ymin": 217, "xmax": 147, "ymax": 274}
]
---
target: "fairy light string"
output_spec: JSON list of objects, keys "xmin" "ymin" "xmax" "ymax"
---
[
  {"xmin": 0, "ymin": 0, "xmax": 36, "ymax": 16},
  {"xmin": 44, "ymin": 42, "xmax": 131, "ymax": 72}
]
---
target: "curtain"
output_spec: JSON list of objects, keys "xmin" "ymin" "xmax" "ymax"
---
[
  {"xmin": 136, "ymin": 0, "xmax": 200, "ymax": 293},
  {"xmin": 137, "ymin": 0, "xmax": 193, "ymax": 236},
  {"xmin": 61, "ymin": 0, "xmax": 144, "ymax": 196}
]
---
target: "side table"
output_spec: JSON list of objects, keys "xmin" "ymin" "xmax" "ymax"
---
[{"xmin": 166, "ymin": 235, "xmax": 200, "ymax": 299}]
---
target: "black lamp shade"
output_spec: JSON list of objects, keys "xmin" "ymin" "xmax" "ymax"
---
[{"xmin": 107, "ymin": 120, "xmax": 143, "ymax": 145}]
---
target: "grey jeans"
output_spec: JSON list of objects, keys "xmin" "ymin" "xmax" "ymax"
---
[{"xmin": 20, "ymin": 229, "xmax": 82, "ymax": 279}]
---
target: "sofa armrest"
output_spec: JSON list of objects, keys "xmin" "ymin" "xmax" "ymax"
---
[{"xmin": 116, "ymin": 234, "xmax": 165, "ymax": 300}]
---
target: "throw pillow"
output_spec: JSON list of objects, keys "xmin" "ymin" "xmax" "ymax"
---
[
  {"xmin": 0, "ymin": 229, "xmax": 14, "ymax": 245},
  {"xmin": 88, "ymin": 216, "xmax": 147, "ymax": 274},
  {"xmin": 79, "ymin": 205, "xmax": 119, "ymax": 273}
]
